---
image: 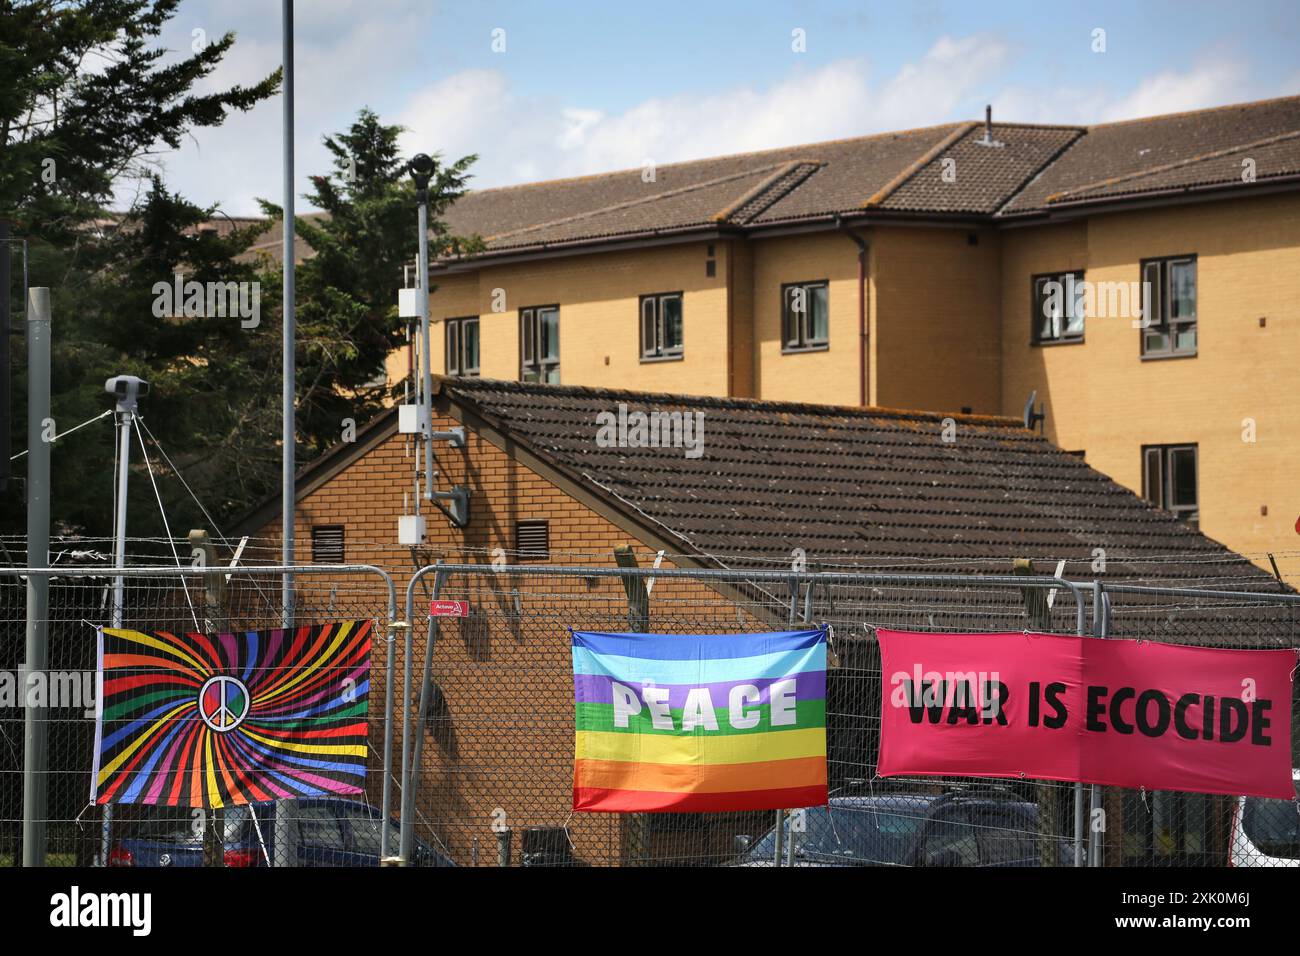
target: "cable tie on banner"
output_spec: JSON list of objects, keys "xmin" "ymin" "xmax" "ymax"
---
[
  {"xmin": 561, "ymin": 811, "xmax": 576, "ymax": 851},
  {"xmin": 1140, "ymin": 786, "xmax": 1150, "ymax": 813},
  {"xmin": 74, "ymin": 801, "xmax": 95, "ymax": 828},
  {"xmin": 825, "ymin": 802, "xmax": 842, "ymax": 846}
]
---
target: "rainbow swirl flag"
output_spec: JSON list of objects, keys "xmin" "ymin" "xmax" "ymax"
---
[
  {"xmin": 93, "ymin": 620, "xmax": 373, "ymax": 808},
  {"xmin": 572, "ymin": 629, "xmax": 828, "ymax": 812}
]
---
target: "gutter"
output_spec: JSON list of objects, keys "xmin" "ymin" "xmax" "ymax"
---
[
  {"xmin": 996, "ymin": 175, "xmax": 1300, "ymax": 226},
  {"xmin": 430, "ymin": 211, "xmax": 983, "ymax": 273},
  {"xmin": 836, "ymin": 216, "xmax": 869, "ymax": 407}
]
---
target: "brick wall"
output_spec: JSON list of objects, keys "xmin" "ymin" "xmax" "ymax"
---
[
  {"xmin": 252, "ymin": 405, "xmax": 775, "ymax": 865},
  {"xmin": 1000, "ymin": 192, "xmax": 1300, "ymax": 574}
]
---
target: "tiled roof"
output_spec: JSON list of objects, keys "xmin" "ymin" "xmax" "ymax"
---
[
  {"xmin": 999, "ymin": 95, "xmax": 1300, "ymax": 215},
  {"xmin": 436, "ymin": 96, "xmax": 1300, "ymax": 258},
  {"xmin": 171, "ymin": 98, "xmax": 1300, "ymax": 266},
  {"xmin": 880, "ymin": 124, "xmax": 1082, "ymax": 214},
  {"xmin": 230, "ymin": 375, "xmax": 1296, "ymax": 643},
  {"xmin": 436, "ymin": 378, "xmax": 1295, "ymax": 644},
  {"xmin": 443, "ymin": 123, "xmax": 964, "ymax": 249}
]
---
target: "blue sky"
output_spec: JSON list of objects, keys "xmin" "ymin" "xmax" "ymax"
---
[{"xmin": 148, "ymin": 0, "xmax": 1300, "ymax": 214}]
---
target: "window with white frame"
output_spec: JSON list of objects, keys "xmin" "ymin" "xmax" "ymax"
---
[
  {"xmin": 445, "ymin": 317, "xmax": 480, "ymax": 376},
  {"xmin": 782, "ymin": 280, "xmax": 829, "ymax": 351},
  {"xmin": 640, "ymin": 292, "xmax": 683, "ymax": 360},
  {"xmin": 520, "ymin": 306, "xmax": 560, "ymax": 383},
  {"xmin": 1141, "ymin": 256, "xmax": 1197, "ymax": 357}
]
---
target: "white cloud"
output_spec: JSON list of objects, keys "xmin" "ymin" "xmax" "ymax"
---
[
  {"xmin": 142, "ymin": 18, "xmax": 1295, "ymax": 215},
  {"xmin": 396, "ymin": 35, "xmax": 1013, "ymax": 190},
  {"xmin": 994, "ymin": 58, "xmax": 1260, "ymax": 127},
  {"xmin": 1097, "ymin": 59, "xmax": 1251, "ymax": 121},
  {"xmin": 122, "ymin": 0, "xmax": 428, "ymax": 215}
]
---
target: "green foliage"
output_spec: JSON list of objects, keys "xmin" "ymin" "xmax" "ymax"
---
[
  {"xmin": 0, "ymin": 0, "xmax": 279, "ymax": 242},
  {"xmin": 0, "ymin": 3, "xmax": 480, "ymax": 542},
  {"xmin": 261, "ymin": 108, "xmax": 477, "ymax": 458},
  {"xmin": 0, "ymin": 0, "xmax": 279, "ymax": 538}
]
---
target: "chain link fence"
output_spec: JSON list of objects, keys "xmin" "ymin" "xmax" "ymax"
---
[
  {"xmin": 2, "ymin": 559, "xmax": 1296, "ymax": 868},
  {"xmin": 399, "ymin": 564, "xmax": 1094, "ymax": 867},
  {"xmin": 0, "ymin": 564, "xmax": 401, "ymax": 868},
  {"xmin": 1092, "ymin": 581, "xmax": 1300, "ymax": 868}
]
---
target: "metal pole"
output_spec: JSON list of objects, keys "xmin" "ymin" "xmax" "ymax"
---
[
  {"xmin": 417, "ymin": 199, "xmax": 432, "ymax": 501},
  {"xmin": 378, "ymin": 620, "xmax": 401, "ymax": 860},
  {"xmin": 1072, "ymin": 584, "xmax": 1086, "ymax": 868},
  {"xmin": 401, "ymin": 565, "xmax": 446, "ymax": 862},
  {"xmin": 771, "ymin": 577, "xmax": 800, "ymax": 866},
  {"xmin": 1, "ymin": 220, "xmax": 12, "ymax": 487},
  {"xmin": 99, "ymin": 394, "xmax": 135, "ymax": 866},
  {"xmin": 280, "ymin": 0, "xmax": 296, "ymax": 625},
  {"xmin": 1089, "ymin": 582, "xmax": 1107, "ymax": 867},
  {"xmin": 21, "ymin": 287, "xmax": 51, "ymax": 866}
]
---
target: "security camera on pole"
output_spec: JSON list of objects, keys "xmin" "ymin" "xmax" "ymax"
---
[
  {"xmin": 398, "ymin": 154, "xmax": 468, "ymax": 542},
  {"xmin": 98, "ymin": 373, "xmax": 149, "ymax": 866}
]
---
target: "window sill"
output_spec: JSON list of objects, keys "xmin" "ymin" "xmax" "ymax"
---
[
  {"xmin": 1030, "ymin": 337, "xmax": 1085, "ymax": 348},
  {"xmin": 640, "ymin": 353, "xmax": 684, "ymax": 364},
  {"xmin": 781, "ymin": 344, "xmax": 830, "ymax": 355},
  {"xmin": 1139, "ymin": 351, "xmax": 1198, "ymax": 362}
]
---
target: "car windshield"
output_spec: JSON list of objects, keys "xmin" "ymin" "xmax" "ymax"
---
[
  {"xmin": 744, "ymin": 801, "xmax": 929, "ymax": 865},
  {"xmin": 1242, "ymin": 785, "xmax": 1300, "ymax": 859},
  {"xmin": 117, "ymin": 807, "xmax": 203, "ymax": 844}
]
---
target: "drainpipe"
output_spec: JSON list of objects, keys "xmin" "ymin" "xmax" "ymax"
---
[{"xmin": 836, "ymin": 218, "xmax": 869, "ymax": 406}]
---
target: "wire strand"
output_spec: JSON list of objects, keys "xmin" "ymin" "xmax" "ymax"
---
[
  {"xmin": 10, "ymin": 409, "xmax": 113, "ymax": 460},
  {"xmin": 133, "ymin": 423, "xmax": 201, "ymax": 631}
]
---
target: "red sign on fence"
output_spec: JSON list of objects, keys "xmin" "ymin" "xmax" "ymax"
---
[
  {"xmin": 430, "ymin": 600, "xmax": 469, "ymax": 618},
  {"xmin": 877, "ymin": 629, "xmax": 1296, "ymax": 799}
]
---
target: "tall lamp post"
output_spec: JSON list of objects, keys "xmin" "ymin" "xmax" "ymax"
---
[
  {"xmin": 408, "ymin": 154, "xmax": 434, "ymax": 504},
  {"xmin": 281, "ymin": 0, "xmax": 296, "ymax": 624}
]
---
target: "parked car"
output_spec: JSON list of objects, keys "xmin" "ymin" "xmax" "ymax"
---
[
  {"xmin": 107, "ymin": 797, "xmax": 455, "ymax": 868},
  {"xmin": 735, "ymin": 787, "xmax": 1070, "ymax": 867},
  {"xmin": 1229, "ymin": 770, "xmax": 1300, "ymax": 867}
]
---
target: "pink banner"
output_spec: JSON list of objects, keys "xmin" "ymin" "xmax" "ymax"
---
[{"xmin": 877, "ymin": 630, "xmax": 1295, "ymax": 799}]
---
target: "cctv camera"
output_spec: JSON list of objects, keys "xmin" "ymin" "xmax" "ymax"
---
[
  {"xmin": 408, "ymin": 153, "xmax": 435, "ymax": 177},
  {"xmin": 104, "ymin": 375, "xmax": 150, "ymax": 412},
  {"xmin": 408, "ymin": 153, "xmax": 435, "ymax": 198}
]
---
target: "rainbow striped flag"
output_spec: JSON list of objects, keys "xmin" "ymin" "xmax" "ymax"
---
[
  {"xmin": 93, "ymin": 621, "xmax": 372, "ymax": 808},
  {"xmin": 571, "ymin": 629, "xmax": 828, "ymax": 812}
]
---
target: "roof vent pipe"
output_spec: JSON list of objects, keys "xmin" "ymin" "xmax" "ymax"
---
[{"xmin": 978, "ymin": 104, "xmax": 1002, "ymax": 148}]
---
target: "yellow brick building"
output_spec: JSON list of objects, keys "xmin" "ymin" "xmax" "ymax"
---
[{"xmin": 386, "ymin": 96, "xmax": 1300, "ymax": 573}]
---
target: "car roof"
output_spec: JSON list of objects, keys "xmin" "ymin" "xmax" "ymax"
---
[{"xmin": 825, "ymin": 795, "xmax": 937, "ymax": 810}]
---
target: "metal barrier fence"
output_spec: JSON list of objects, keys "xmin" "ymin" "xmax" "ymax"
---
[
  {"xmin": 0, "ymin": 564, "xmax": 400, "ymax": 867},
  {"xmin": 400, "ymin": 564, "xmax": 1095, "ymax": 867},
  {"xmin": 398, "ymin": 564, "xmax": 1299, "ymax": 868},
  {"xmin": 1092, "ymin": 581, "xmax": 1300, "ymax": 868},
  {"xmin": 2, "ymin": 561, "xmax": 1296, "ymax": 867}
]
